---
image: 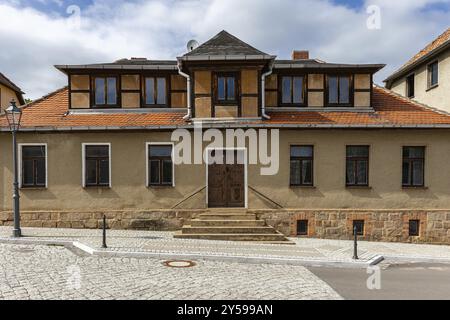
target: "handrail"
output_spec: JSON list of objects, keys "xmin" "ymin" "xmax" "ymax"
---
[
  {"xmin": 171, "ymin": 186, "xmax": 207, "ymax": 209},
  {"xmin": 248, "ymin": 185, "xmax": 283, "ymax": 209}
]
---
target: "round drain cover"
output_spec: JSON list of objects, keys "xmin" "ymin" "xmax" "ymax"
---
[{"xmin": 163, "ymin": 260, "xmax": 196, "ymax": 268}]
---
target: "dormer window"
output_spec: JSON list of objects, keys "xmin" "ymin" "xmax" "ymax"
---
[
  {"xmin": 281, "ymin": 76, "xmax": 305, "ymax": 106},
  {"xmin": 327, "ymin": 75, "xmax": 352, "ymax": 106},
  {"xmin": 215, "ymin": 73, "xmax": 238, "ymax": 104},
  {"xmin": 94, "ymin": 77, "xmax": 118, "ymax": 107},
  {"xmin": 144, "ymin": 76, "xmax": 167, "ymax": 107}
]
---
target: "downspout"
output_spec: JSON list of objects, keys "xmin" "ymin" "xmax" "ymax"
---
[
  {"xmin": 261, "ymin": 60, "xmax": 275, "ymax": 120},
  {"xmin": 177, "ymin": 60, "xmax": 192, "ymax": 120}
]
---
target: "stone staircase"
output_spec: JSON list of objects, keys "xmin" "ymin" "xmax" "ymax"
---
[{"xmin": 174, "ymin": 209, "xmax": 292, "ymax": 244}]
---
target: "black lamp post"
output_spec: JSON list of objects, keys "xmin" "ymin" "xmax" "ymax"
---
[{"xmin": 5, "ymin": 100, "xmax": 22, "ymax": 238}]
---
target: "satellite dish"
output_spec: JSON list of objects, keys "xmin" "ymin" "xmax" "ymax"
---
[{"xmin": 187, "ymin": 39, "xmax": 199, "ymax": 52}]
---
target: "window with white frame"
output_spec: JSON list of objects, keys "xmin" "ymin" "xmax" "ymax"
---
[
  {"xmin": 147, "ymin": 144, "xmax": 174, "ymax": 187},
  {"xmin": 83, "ymin": 144, "xmax": 111, "ymax": 187},
  {"xmin": 20, "ymin": 144, "xmax": 47, "ymax": 188}
]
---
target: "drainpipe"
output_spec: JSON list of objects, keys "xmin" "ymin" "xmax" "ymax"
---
[
  {"xmin": 177, "ymin": 61, "xmax": 192, "ymax": 120},
  {"xmin": 261, "ymin": 60, "xmax": 275, "ymax": 120}
]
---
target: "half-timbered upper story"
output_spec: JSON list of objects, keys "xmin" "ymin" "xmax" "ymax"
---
[{"xmin": 57, "ymin": 31, "xmax": 384, "ymax": 120}]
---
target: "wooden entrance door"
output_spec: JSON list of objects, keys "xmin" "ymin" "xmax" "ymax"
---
[{"xmin": 208, "ymin": 150, "xmax": 245, "ymax": 208}]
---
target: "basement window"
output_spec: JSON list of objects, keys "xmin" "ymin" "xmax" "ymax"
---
[
  {"xmin": 409, "ymin": 220, "xmax": 420, "ymax": 237},
  {"xmin": 353, "ymin": 220, "xmax": 364, "ymax": 236},
  {"xmin": 297, "ymin": 220, "xmax": 308, "ymax": 236}
]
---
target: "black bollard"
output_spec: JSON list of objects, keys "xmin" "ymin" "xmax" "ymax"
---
[
  {"xmin": 353, "ymin": 225, "xmax": 359, "ymax": 260},
  {"xmin": 102, "ymin": 215, "xmax": 107, "ymax": 249}
]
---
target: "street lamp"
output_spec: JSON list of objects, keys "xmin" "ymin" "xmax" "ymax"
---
[{"xmin": 5, "ymin": 99, "xmax": 22, "ymax": 238}]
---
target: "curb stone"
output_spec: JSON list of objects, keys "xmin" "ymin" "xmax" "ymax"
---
[{"xmin": 0, "ymin": 237, "xmax": 383, "ymax": 268}]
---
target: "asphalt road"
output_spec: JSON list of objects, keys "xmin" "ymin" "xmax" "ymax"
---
[{"xmin": 308, "ymin": 261, "xmax": 450, "ymax": 300}]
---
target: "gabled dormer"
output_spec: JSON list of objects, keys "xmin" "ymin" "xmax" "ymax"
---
[{"xmin": 177, "ymin": 30, "xmax": 276, "ymax": 119}]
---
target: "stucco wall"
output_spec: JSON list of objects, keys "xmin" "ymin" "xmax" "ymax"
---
[
  {"xmin": 390, "ymin": 49, "xmax": 450, "ymax": 111},
  {"xmin": 2, "ymin": 129, "xmax": 450, "ymax": 211}
]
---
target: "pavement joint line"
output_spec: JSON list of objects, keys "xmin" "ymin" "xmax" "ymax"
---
[
  {"xmin": 0, "ymin": 236, "xmax": 385, "ymax": 268},
  {"xmin": 383, "ymin": 255, "xmax": 450, "ymax": 264}
]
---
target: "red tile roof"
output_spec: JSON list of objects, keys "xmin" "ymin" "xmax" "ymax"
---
[
  {"xmin": 385, "ymin": 27, "xmax": 450, "ymax": 84},
  {"xmin": 2, "ymin": 86, "xmax": 450, "ymax": 130}
]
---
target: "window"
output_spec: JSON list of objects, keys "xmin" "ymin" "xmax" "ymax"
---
[
  {"xmin": 216, "ymin": 74, "xmax": 237, "ymax": 103},
  {"xmin": 94, "ymin": 77, "xmax": 118, "ymax": 107},
  {"xmin": 409, "ymin": 220, "xmax": 420, "ymax": 237},
  {"xmin": 281, "ymin": 76, "xmax": 305, "ymax": 105},
  {"xmin": 327, "ymin": 75, "xmax": 351, "ymax": 106},
  {"xmin": 427, "ymin": 61, "xmax": 439, "ymax": 88},
  {"xmin": 20, "ymin": 145, "xmax": 46, "ymax": 188},
  {"xmin": 297, "ymin": 220, "xmax": 308, "ymax": 236},
  {"xmin": 353, "ymin": 220, "xmax": 364, "ymax": 236},
  {"xmin": 290, "ymin": 146, "xmax": 313, "ymax": 186},
  {"xmin": 148, "ymin": 144, "xmax": 173, "ymax": 186},
  {"xmin": 406, "ymin": 74, "xmax": 415, "ymax": 98},
  {"xmin": 403, "ymin": 147, "xmax": 425, "ymax": 187},
  {"xmin": 144, "ymin": 77, "xmax": 167, "ymax": 106},
  {"xmin": 83, "ymin": 144, "xmax": 110, "ymax": 187},
  {"xmin": 346, "ymin": 146, "xmax": 369, "ymax": 187}
]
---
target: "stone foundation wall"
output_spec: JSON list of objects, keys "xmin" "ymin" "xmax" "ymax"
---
[
  {"xmin": 254, "ymin": 210, "xmax": 450, "ymax": 245},
  {"xmin": 1, "ymin": 209, "xmax": 449, "ymax": 245}
]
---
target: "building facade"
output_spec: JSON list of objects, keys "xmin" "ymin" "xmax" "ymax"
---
[
  {"xmin": 0, "ymin": 72, "xmax": 25, "ymax": 112},
  {"xmin": 385, "ymin": 28, "xmax": 450, "ymax": 112},
  {"xmin": 1, "ymin": 31, "xmax": 450, "ymax": 244}
]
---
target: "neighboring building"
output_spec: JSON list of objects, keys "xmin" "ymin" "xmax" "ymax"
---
[
  {"xmin": 385, "ymin": 28, "xmax": 450, "ymax": 112},
  {"xmin": 1, "ymin": 31, "xmax": 450, "ymax": 244},
  {"xmin": 0, "ymin": 72, "xmax": 25, "ymax": 112}
]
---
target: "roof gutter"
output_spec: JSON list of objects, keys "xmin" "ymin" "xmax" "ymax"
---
[
  {"xmin": 177, "ymin": 61, "xmax": 192, "ymax": 121},
  {"xmin": 261, "ymin": 60, "xmax": 275, "ymax": 120}
]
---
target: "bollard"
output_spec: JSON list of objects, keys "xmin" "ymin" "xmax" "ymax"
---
[
  {"xmin": 102, "ymin": 215, "xmax": 107, "ymax": 249},
  {"xmin": 353, "ymin": 225, "xmax": 359, "ymax": 260}
]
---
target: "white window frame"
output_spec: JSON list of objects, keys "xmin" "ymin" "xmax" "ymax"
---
[
  {"xmin": 146, "ymin": 142, "xmax": 175, "ymax": 187},
  {"xmin": 82, "ymin": 143, "xmax": 112, "ymax": 188},
  {"xmin": 18, "ymin": 143, "xmax": 48, "ymax": 189}
]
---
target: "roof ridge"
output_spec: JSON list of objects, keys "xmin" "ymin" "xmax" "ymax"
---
[
  {"xmin": 0, "ymin": 72, "xmax": 24, "ymax": 94},
  {"xmin": 374, "ymin": 84, "xmax": 450, "ymax": 116}
]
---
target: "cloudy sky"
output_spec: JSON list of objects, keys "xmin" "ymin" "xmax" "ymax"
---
[{"xmin": 0, "ymin": 0, "xmax": 449, "ymax": 100}]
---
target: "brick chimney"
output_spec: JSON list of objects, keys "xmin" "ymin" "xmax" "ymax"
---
[{"xmin": 292, "ymin": 50, "xmax": 309, "ymax": 60}]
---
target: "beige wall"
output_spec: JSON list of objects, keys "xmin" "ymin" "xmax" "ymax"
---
[
  {"xmin": 2, "ymin": 129, "xmax": 450, "ymax": 211},
  {"xmin": 390, "ymin": 49, "xmax": 450, "ymax": 111},
  {"xmin": 0, "ymin": 85, "xmax": 20, "ymax": 113}
]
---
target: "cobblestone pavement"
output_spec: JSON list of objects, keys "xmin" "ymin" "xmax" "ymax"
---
[
  {"xmin": 0, "ymin": 243, "xmax": 341, "ymax": 300},
  {"xmin": 2, "ymin": 227, "xmax": 450, "ymax": 263},
  {"xmin": 0, "ymin": 227, "xmax": 379, "ymax": 263}
]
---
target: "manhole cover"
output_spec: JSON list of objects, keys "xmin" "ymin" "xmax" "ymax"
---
[{"xmin": 163, "ymin": 260, "xmax": 196, "ymax": 268}]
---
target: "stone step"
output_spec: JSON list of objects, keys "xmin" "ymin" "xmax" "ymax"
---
[
  {"xmin": 190, "ymin": 219, "xmax": 265, "ymax": 227},
  {"xmin": 198, "ymin": 214, "xmax": 257, "ymax": 221},
  {"xmin": 181, "ymin": 226, "xmax": 276, "ymax": 234},
  {"xmin": 174, "ymin": 232, "xmax": 289, "ymax": 242}
]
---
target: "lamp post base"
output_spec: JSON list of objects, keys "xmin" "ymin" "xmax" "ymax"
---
[{"xmin": 12, "ymin": 228, "xmax": 22, "ymax": 238}]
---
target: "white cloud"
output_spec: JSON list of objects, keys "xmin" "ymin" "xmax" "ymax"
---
[{"xmin": 0, "ymin": 0, "xmax": 448, "ymax": 99}]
